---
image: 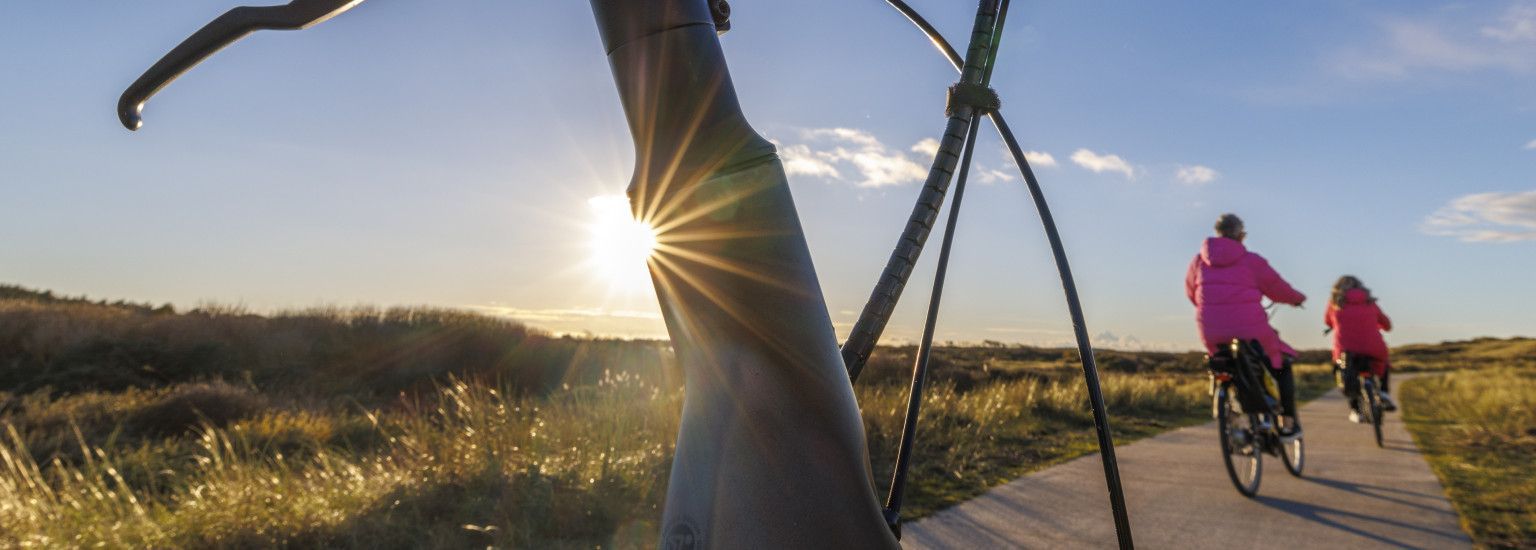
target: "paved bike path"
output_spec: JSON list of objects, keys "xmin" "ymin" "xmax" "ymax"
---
[{"xmin": 903, "ymin": 377, "xmax": 1471, "ymax": 549}]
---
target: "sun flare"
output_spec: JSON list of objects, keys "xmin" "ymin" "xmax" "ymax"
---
[{"xmin": 586, "ymin": 195, "xmax": 657, "ymax": 293}]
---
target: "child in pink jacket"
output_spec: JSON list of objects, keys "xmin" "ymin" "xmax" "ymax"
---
[
  {"xmin": 1187, "ymin": 214, "xmax": 1307, "ymax": 431},
  {"xmin": 1325, "ymin": 275, "xmax": 1395, "ymax": 414}
]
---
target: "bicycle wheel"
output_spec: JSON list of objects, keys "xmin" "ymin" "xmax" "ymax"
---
[
  {"xmin": 1279, "ymin": 428, "xmax": 1304, "ymax": 477},
  {"xmin": 1366, "ymin": 379, "xmax": 1384, "ymax": 448},
  {"xmin": 1216, "ymin": 384, "xmax": 1261, "ymax": 496}
]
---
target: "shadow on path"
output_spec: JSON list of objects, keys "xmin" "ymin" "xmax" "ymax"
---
[
  {"xmin": 1304, "ymin": 476, "xmax": 1449, "ymax": 514},
  {"xmin": 1257, "ymin": 492, "xmax": 1465, "ymax": 548}
]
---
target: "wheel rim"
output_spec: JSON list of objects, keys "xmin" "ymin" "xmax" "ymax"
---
[{"xmin": 1217, "ymin": 387, "xmax": 1261, "ymax": 496}]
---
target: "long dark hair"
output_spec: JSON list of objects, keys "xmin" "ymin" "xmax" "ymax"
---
[{"xmin": 1331, "ymin": 275, "xmax": 1375, "ymax": 307}]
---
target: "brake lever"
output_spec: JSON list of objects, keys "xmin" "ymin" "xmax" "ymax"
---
[{"xmin": 117, "ymin": 0, "xmax": 366, "ymax": 131}]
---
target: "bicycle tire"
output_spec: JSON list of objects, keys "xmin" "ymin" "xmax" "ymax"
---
[
  {"xmin": 1367, "ymin": 379, "xmax": 1384, "ymax": 448},
  {"xmin": 1216, "ymin": 384, "xmax": 1261, "ymax": 497},
  {"xmin": 1279, "ymin": 430, "xmax": 1304, "ymax": 477}
]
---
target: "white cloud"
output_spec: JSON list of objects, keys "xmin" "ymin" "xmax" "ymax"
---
[
  {"xmin": 1422, "ymin": 190, "xmax": 1536, "ymax": 242},
  {"xmin": 1024, "ymin": 150, "xmax": 1057, "ymax": 168},
  {"xmin": 772, "ymin": 128, "xmax": 928, "ymax": 188},
  {"xmin": 776, "ymin": 142, "xmax": 840, "ymax": 179},
  {"xmin": 803, "ymin": 127, "xmax": 881, "ymax": 148},
  {"xmin": 1070, "ymin": 148, "xmax": 1136, "ymax": 179},
  {"xmin": 1525, "ymin": 139, "xmax": 1536, "ymax": 150},
  {"xmin": 973, "ymin": 166, "xmax": 1015, "ymax": 185},
  {"xmin": 826, "ymin": 146, "xmax": 929, "ymax": 188},
  {"xmin": 1175, "ymin": 164, "xmax": 1219, "ymax": 186},
  {"xmin": 910, "ymin": 138, "xmax": 940, "ymax": 156},
  {"xmin": 999, "ymin": 148, "xmax": 1056, "ymax": 170}
]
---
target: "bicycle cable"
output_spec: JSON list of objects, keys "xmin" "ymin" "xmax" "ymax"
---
[{"xmin": 856, "ymin": 1, "xmax": 1135, "ymax": 547}]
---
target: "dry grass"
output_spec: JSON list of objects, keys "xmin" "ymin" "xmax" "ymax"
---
[
  {"xmin": 1, "ymin": 369, "xmax": 1240, "ymax": 548},
  {"xmin": 1394, "ymin": 337, "xmax": 1536, "ymax": 372},
  {"xmin": 1402, "ymin": 365, "xmax": 1536, "ymax": 548},
  {"xmin": 0, "ymin": 284, "xmax": 1508, "ymax": 547},
  {"xmin": 1, "ymin": 372, "xmax": 680, "ymax": 548}
]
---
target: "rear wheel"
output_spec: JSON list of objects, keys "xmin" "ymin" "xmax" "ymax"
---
[
  {"xmin": 1365, "ymin": 379, "xmax": 1384, "ymax": 448},
  {"xmin": 1216, "ymin": 385, "xmax": 1261, "ymax": 496},
  {"xmin": 1280, "ymin": 428, "xmax": 1304, "ymax": 477}
]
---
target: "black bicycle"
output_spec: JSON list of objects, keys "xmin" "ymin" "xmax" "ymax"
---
[
  {"xmin": 1208, "ymin": 338, "xmax": 1303, "ymax": 497},
  {"xmin": 1337, "ymin": 353, "xmax": 1385, "ymax": 448}
]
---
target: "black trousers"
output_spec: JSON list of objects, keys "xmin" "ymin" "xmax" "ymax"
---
[
  {"xmin": 1340, "ymin": 356, "xmax": 1388, "ymax": 409},
  {"xmin": 1276, "ymin": 358, "xmax": 1297, "ymax": 418}
]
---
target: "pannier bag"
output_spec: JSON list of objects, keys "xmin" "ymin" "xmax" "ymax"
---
[{"xmin": 1208, "ymin": 339, "xmax": 1280, "ymax": 414}]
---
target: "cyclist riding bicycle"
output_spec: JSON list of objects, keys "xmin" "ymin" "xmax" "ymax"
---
[
  {"xmin": 1186, "ymin": 213, "xmax": 1307, "ymax": 436},
  {"xmin": 1325, "ymin": 275, "xmax": 1396, "ymax": 420}
]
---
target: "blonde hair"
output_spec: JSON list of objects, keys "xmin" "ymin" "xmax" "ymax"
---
[{"xmin": 1331, "ymin": 275, "xmax": 1374, "ymax": 307}]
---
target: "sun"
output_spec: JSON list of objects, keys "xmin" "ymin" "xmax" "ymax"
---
[{"xmin": 586, "ymin": 195, "xmax": 658, "ymax": 293}]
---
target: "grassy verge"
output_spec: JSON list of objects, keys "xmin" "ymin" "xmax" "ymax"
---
[
  {"xmin": 1, "ymin": 374, "xmax": 680, "ymax": 548},
  {"xmin": 1, "ymin": 285, "xmax": 1510, "ymax": 547},
  {"xmin": 0, "ymin": 365, "xmax": 1334, "ymax": 548},
  {"xmin": 1401, "ymin": 368, "xmax": 1536, "ymax": 548}
]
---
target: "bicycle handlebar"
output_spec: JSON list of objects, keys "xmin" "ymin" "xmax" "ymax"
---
[{"xmin": 118, "ymin": 0, "xmax": 365, "ymax": 131}]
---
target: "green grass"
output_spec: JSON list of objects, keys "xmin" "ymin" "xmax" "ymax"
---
[{"xmin": 1401, "ymin": 365, "xmax": 1536, "ymax": 549}]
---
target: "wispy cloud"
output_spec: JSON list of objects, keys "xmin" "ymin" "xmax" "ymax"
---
[
  {"xmin": 777, "ymin": 142, "xmax": 840, "ymax": 179},
  {"xmin": 1525, "ymin": 138, "xmax": 1536, "ymax": 150},
  {"xmin": 1070, "ymin": 148, "xmax": 1136, "ymax": 179},
  {"xmin": 910, "ymin": 138, "xmax": 940, "ymax": 156},
  {"xmin": 1175, "ymin": 164, "xmax": 1219, "ymax": 186},
  {"xmin": 774, "ymin": 128, "xmax": 927, "ymax": 188},
  {"xmin": 1333, "ymin": 3, "xmax": 1536, "ymax": 79},
  {"xmin": 1024, "ymin": 150, "xmax": 1057, "ymax": 168},
  {"xmin": 1422, "ymin": 190, "xmax": 1536, "ymax": 242},
  {"xmin": 973, "ymin": 166, "xmax": 1015, "ymax": 185},
  {"xmin": 1482, "ymin": 1, "xmax": 1536, "ymax": 42}
]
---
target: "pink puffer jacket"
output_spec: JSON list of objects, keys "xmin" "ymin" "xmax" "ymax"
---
[
  {"xmin": 1185, "ymin": 237, "xmax": 1306, "ymax": 369},
  {"xmin": 1325, "ymin": 288, "xmax": 1392, "ymax": 373}
]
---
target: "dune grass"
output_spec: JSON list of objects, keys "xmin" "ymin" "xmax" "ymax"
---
[
  {"xmin": 0, "ymin": 364, "xmax": 1339, "ymax": 548},
  {"xmin": 1, "ymin": 373, "xmax": 679, "ymax": 548},
  {"xmin": 0, "ymin": 284, "xmax": 1511, "ymax": 548},
  {"xmin": 1401, "ymin": 364, "xmax": 1536, "ymax": 549}
]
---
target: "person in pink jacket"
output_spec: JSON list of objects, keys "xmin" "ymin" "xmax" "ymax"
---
[
  {"xmin": 1186, "ymin": 214, "xmax": 1307, "ymax": 432},
  {"xmin": 1325, "ymin": 275, "xmax": 1396, "ymax": 416}
]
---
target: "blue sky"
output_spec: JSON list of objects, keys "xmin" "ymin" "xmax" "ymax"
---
[{"xmin": 2, "ymin": 1, "xmax": 1533, "ymax": 350}]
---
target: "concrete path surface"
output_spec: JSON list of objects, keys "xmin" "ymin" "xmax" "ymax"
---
[{"xmin": 903, "ymin": 378, "xmax": 1471, "ymax": 549}]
